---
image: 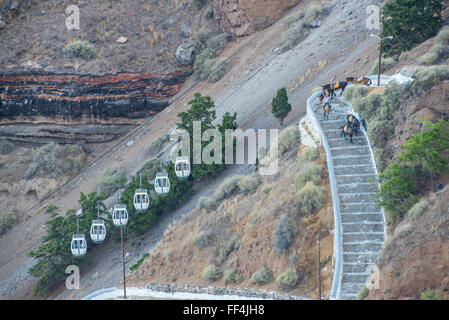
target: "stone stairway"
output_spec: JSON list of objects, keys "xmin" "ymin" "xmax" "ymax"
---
[{"xmin": 314, "ymin": 98, "xmax": 386, "ymax": 300}]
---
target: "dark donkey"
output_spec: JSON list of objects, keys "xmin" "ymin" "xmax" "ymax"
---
[
  {"xmin": 322, "ymin": 81, "xmax": 348, "ymax": 99},
  {"xmin": 347, "ymin": 114, "xmax": 360, "ymax": 136}
]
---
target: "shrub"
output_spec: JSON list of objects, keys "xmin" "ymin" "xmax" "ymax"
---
[
  {"xmin": 294, "ymin": 161, "xmax": 322, "ymax": 190},
  {"xmin": 63, "ymin": 40, "xmax": 96, "ymax": 60},
  {"xmin": 394, "ymin": 222, "xmax": 413, "ymax": 239},
  {"xmin": 286, "ymin": 11, "xmax": 305, "ymax": 27},
  {"xmin": 357, "ymin": 286, "xmax": 369, "ymax": 300},
  {"xmin": 275, "ymin": 126, "xmax": 299, "ymax": 157},
  {"xmin": 421, "ymin": 288, "xmax": 444, "ymax": 300},
  {"xmin": 412, "ymin": 65, "xmax": 449, "ymax": 94},
  {"xmin": 0, "ymin": 212, "xmax": 18, "ymax": 235},
  {"xmin": 130, "ymin": 253, "xmax": 150, "ymax": 272},
  {"xmin": 197, "ymin": 196, "xmax": 216, "ymax": 212},
  {"xmin": 98, "ymin": 167, "xmax": 126, "ymax": 197},
  {"xmin": 193, "ymin": 33, "xmax": 228, "ymax": 81},
  {"xmin": 273, "ymin": 214, "xmax": 295, "ymax": 254},
  {"xmin": 194, "ymin": 231, "xmax": 213, "ymax": 248},
  {"xmin": 369, "ymin": 57, "xmax": 398, "ymax": 75},
  {"xmin": 147, "ymin": 136, "xmax": 167, "ymax": 156},
  {"xmin": 237, "ymin": 176, "xmax": 259, "ymax": 194},
  {"xmin": 251, "ymin": 268, "xmax": 273, "ymax": 285},
  {"xmin": 407, "ymin": 199, "xmax": 428, "ymax": 221},
  {"xmin": 276, "ymin": 268, "xmax": 299, "ymax": 288},
  {"xmin": 342, "ymin": 85, "xmax": 369, "ymax": 103},
  {"xmin": 141, "ymin": 158, "xmax": 161, "ymax": 182},
  {"xmin": 192, "ymin": 29, "xmax": 213, "ymax": 52},
  {"xmin": 205, "ymin": 6, "xmax": 214, "ymax": 19},
  {"xmin": 216, "ymin": 235, "xmax": 241, "ymax": 265},
  {"xmin": 298, "ymin": 147, "xmax": 318, "ymax": 163},
  {"xmin": 421, "ymin": 26, "xmax": 449, "ymax": 64},
  {"xmin": 353, "ymin": 92, "xmax": 383, "ymax": 120},
  {"xmin": 224, "ymin": 269, "xmax": 244, "ymax": 284},
  {"xmin": 25, "ymin": 143, "xmax": 86, "ymax": 179},
  {"xmin": 295, "ymin": 182, "xmax": 325, "ymax": 214},
  {"xmin": 214, "ymin": 175, "xmax": 242, "ymax": 201},
  {"xmin": 208, "ymin": 58, "xmax": 228, "ymax": 82},
  {"xmin": 202, "ymin": 265, "xmax": 221, "ymax": 282},
  {"xmin": 304, "ymin": 4, "xmax": 327, "ymax": 25},
  {"xmin": 279, "ymin": 21, "xmax": 307, "ymax": 52}
]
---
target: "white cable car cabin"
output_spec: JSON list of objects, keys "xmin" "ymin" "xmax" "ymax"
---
[
  {"xmin": 71, "ymin": 234, "xmax": 87, "ymax": 257},
  {"xmin": 175, "ymin": 156, "xmax": 191, "ymax": 179},
  {"xmin": 112, "ymin": 204, "xmax": 128, "ymax": 227},
  {"xmin": 90, "ymin": 219, "xmax": 107, "ymax": 243},
  {"xmin": 133, "ymin": 188, "xmax": 149, "ymax": 211},
  {"xmin": 154, "ymin": 172, "xmax": 170, "ymax": 195}
]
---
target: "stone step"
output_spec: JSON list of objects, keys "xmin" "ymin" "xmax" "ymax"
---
[
  {"xmin": 334, "ymin": 165, "xmax": 376, "ymax": 176},
  {"xmin": 343, "ymin": 252, "xmax": 380, "ymax": 264},
  {"xmin": 342, "ymin": 222, "xmax": 385, "ymax": 233},
  {"xmin": 342, "ymin": 232, "xmax": 385, "ymax": 243},
  {"xmin": 341, "ymin": 273, "xmax": 371, "ymax": 284},
  {"xmin": 329, "ymin": 137, "xmax": 369, "ymax": 148},
  {"xmin": 331, "ymin": 146, "xmax": 371, "ymax": 157},
  {"xmin": 339, "ymin": 202, "xmax": 380, "ymax": 213},
  {"xmin": 339, "ymin": 293, "xmax": 357, "ymax": 300},
  {"xmin": 337, "ymin": 183, "xmax": 379, "ymax": 194},
  {"xmin": 341, "ymin": 213, "xmax": 384, "ymax": 224},
  {"xmin": 343, "ymin": 242, "xmax": 383, "ymax": 253},
  {"xmin": 333, "ymin": 155, "xmax": 372, "ymax": 166},
  {"xmin": 321, "ymin": 120, "xmax": 351, "ymax": 130},
  {"xmin": 335, "ymin": 174, "xmax": 378, "ymax": 185},
  {"xmin": 342, "ymin": 263, "xmax": 376, "ymax": 274},
  {"xmin": 340, "ymin": 282, "xmax": 365, "ymax": 295},
  {"xmin": 339, "ymin": 192, "xmax": 377, "ymax": 204}
]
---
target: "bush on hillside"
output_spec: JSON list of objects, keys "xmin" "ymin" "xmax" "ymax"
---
[
  {"xmin": 194, "ymin": 231, "xmax": 213, "ymax": 248},
  {"xmin": 251, "ymin": 268, "xmax": 273, "ymax": 285},
  {"xmin": 98, "ymin": 167, "xmax": 126, "ymax": 197},
  {"xmin": 202, "ymin": 265, "xmax": 221, "ymax": 282},
  {"xmin": 192, "ymin": 0, "xmax": 208, "ymax": 10},
  {"xmin": 273, "ymin": 214, "xmax": 296, "ymax": 254},
  {"xmin": 295, "ymin": 182, "xmax": 325, "ymax": 214},
  {"xmin": 213, "ymin": 175, "xmax": 242, "ymax": 201},
  {"xmin": 63, "ymin": 40, "xmax": 96, "ymax": 60},
  {"xmin": 208, "ymin": 58, "xmax": 228, "ymax": 82},
  {"xmin": 406, "ymin": 199, "xmax": 428, "ymax": 221},
  {"xmin": 298, "ymin": 147, "xmax": 318, "ymax": 163},
  {"xmin": 279, "ymin": 21, "xmax": 307, "ymax": 52},
  {"xmin": 369, "ymin": 57, "xmax": 398, "ymax": 75},
  {"xmin": 342, "ymin": 85, "xmax": 369, "ymax": 103},
  {"xmin": 275, "ymin": 126, "xmax": 299, "ymax": 157},
  {"xmin": 216, "ymin": 235, "xmax": 241, "ymax": 265},
  {"xmin": 421, "ymin": 26, "xmax": 449, "ymax": 64},
  {"xmin": 224, "ymin": 269, "xmax": 244, "ymax": 284},
  {"xmin": 237, "ymin": 176, "xmax": 259, "ymax": 194},
  {"xmin": 412, "ymin": 65, "xmax": 449, "ymax": 95},
  {"xmin": 0, "ymin": 212, "xmax": 18, "ymax": 235},
  {"xmin": 276, "ymin": 268, "xmax": 299, "ymax": 288},
  {"xmin": 197, "ymin": 196, "xmax": 217, "ymax": 212},
  {"xmin": 294, "ymin": 161, "xmax": 322, "ymax": 190},
  {"xmin": 25, "ymin": 142, "xmax": 87, "ymax": 179}
]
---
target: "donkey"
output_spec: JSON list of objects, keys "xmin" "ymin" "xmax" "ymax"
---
[
  {"xmin": 347, "ymin": 114, "xmax": 360, "ymax": 137},
  {"xmin": 346, "ymin": 76, "xmax": 372, "ymax": 86},
  {"xmin": 340, "ymin": 125, "xmax": 354, "ymax": 144}
]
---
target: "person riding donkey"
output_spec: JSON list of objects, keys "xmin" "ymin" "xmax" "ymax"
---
[
  {"xmin": 341, "ymin": 124, "xmax": 354, "ymax": 143},
  {"xmin": 322, "ymin": 91, "xmax": 332, "ymax": 120},
  {"xmin": 347, "ymin": 113, "xmax": 360, "ymax": 136}
]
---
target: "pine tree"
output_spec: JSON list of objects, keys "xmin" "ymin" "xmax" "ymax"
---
[
  {"xmin": 271, "ymin": 88, "xmax": 292, "ymax": 126},
  {"xmin": 382, "ymin": 0, "xmax": 444, "ymax": 56}
]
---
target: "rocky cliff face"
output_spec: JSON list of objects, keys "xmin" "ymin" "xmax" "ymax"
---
[
  {"xmin": 0, "ymin": 71, "xmax": 191, "ymax": 121},
  {"xmin": 213, "ymin": 0, "xmax": 300, "ymax": 37}
]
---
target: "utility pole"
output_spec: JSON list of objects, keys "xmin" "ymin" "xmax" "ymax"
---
[
  {"xmin": 377, "ymin": 8, "xmax": 384, "ymax": 87},
  {"xmin": 317, "ymin": 233, "xmax": 321, "ymax": 300},
  {"xmin": 121, "ymin": 225, "xmax": 127, "ymax": 300}
]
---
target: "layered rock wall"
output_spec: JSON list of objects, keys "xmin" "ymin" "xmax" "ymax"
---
[{"xmin": 0, "ymin": 71, "xmax": 191, "ymax": 121}]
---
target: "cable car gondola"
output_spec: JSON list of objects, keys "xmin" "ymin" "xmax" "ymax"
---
[
  {"xmin": 175, "ymin": 156, "xmax": 191, "ymax": 179},
  {"xmin": 112, "ymin": 204, "xmax": 128, "ymax": 227},
  {"xmin": 154, "ymin": 172, "xmax": 170, "ymax": 195},
  {"xmin": 133, "ymin": 171, "xmax": 149, "ymax": 211},
  {"xmin": 71, "ymin": 234, "xmax": 87, "ymax": 257}
]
